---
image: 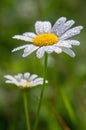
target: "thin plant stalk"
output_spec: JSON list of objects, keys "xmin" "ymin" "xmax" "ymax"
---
[
  {"xmin": 23, "ymin": 90, "xmax": 31, "ymax": 130},
  {"xmin": 34, "ymin": 53, "xmax": 48, "ymax": 130},
  {"xmin": 60, "ymin": 88, "xmax": 77, "ymax": 124}
]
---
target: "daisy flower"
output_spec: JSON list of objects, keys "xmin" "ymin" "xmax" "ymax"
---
[
  {"xmin": 12, "ymin": 17, "xmax": 83, "ymax": 58},
  {"xmin": 4, "ymin": 72, "xmax": 48, "ymax": 88}
]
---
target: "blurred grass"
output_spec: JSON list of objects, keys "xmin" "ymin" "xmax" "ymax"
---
[{"xmin": 0, "ymin": 0, "xmax": 86, "ymax": 130}]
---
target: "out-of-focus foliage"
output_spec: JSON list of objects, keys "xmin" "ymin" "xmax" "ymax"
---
[{"xmin": 0, "ymin": 0, "xmax": 86, "ymax": 130}]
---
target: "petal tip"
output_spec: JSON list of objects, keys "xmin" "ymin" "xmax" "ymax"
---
[{"xmin": 12, "ymin": 35, "xmax": 18, "ymax": 39}]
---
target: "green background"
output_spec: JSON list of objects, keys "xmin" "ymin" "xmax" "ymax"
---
[{"xmin": 0, "ymin": 0, "xmax": 86, "ymax": 130}]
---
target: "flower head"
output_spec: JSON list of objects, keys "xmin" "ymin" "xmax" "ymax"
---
[
  {"xmin": 4, "ymin": 72, "xmax": 48, "ymax": 88},
  {"xmin": 12, "ymin": 17, "xmax": 83, "ymax": 58}
]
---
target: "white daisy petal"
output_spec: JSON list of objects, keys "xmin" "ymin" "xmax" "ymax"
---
[
  {"xmin": 30, "ymin": 80, "xmax": 43, "ymax": 87},
  {"xmin": 33, "ymin": 77, "xmax": 43, "ymax": 82},
  {"xmin": 31, "ymin": 78, "xmax": 43, "ymax": 84},
  {"xmin": 35, "ymin": 21, "xmax": 52, "ymax": 34},
  {"xmin": 65, "ymin": 40, "xmax": 80, "ymax": 46},
  {"xmin": 4, "ymin": 75, "xmax": 16, "ymax": 82},
  {"xmin": 31, "ymin": 78, "xmax": 48, "ymax": 87},
  {"xmin": 52, "ymin": 46, "xmax": 62, "ymax": 54},
  {"xmin": 61, "ymin": 47, "xmax": 75, "ymax": 57},
  {"xmin": 12, "ymin": 35, "xmax": 33, "ymax": 42},
  {"xmin": 12, "ymin": 45, "xmax": 29, "ymax": 52},
  {"xmin": 36, "ymin": 46, "xmax": 53, "ymax": 58},
  {"xmin": 36, "ymin": 47, "xmax": 45, "ymax": 58},
  {"xmin": 4, "ymin": 75, "xmax": 18, "ymax": 85},
  {"xmin": 57, "ymin": 41, "xmax": 72, "ymax": 48},
  {"xmin": 29, "ymin": 74, "xmax": 38, "ymax": 81},
  {"xmin": 63, "ymin": 20, "xmax": 75, "ymax": 32},
  {"xmin": 15, "ymin": 73, "xmax": 23, "ymax": 80},
  {"xmin": 23, "ymin": 45, "xmax": 39, "ymax": 57},
  {"xmin": 23, "ymin": 32, "xmax": 36, "ymax": 38},
  {"xmin": 12, "ymin": 17, "xmax": 83, "ymax": 58},
  {"xmin": 60, "ymin": 26, "xmax": 83, "ymax": 40},
  {"xmin": 44, "ymin": 46, "xmax": 53, "ymax": 54},
  {"xmin": 4, "ymin": 73, "xmax": 48, "ymax": 88},
  {"xmin": 5, "ymin": 81, "xmax": 19, "ymax": 86},
  {"xmin": 24, "ymin": 73, "xmax": 30, "ymax": 79},
  {"xmin": 51, "ymin": 17, "xmax": 66, "ymax": 35},
  {"xmin": 5, "ymin": 80, "xmax": 15, "ymax": 83},
  {"xmin": 55, "ymin": 20, "xmax": 75, "ymax": 36},
  {"xmin": 19, "ymin": 79, "xmax": 26, "ymax": 87}
]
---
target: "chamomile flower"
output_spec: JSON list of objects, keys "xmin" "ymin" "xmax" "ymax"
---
[
  {"xmin": 4, "ymin": 72, "xmax": 48, "ymax": 88},
  {"xmin": 12, "ymin": 17, "xmax": 83, "ymax": 58}
]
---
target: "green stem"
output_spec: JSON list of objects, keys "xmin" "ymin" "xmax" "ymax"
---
[
  {"xmin": 33, "ymin": 53, "xmax": 48, "ymax": 130},
  {"xmin": 23, "ymin": 91, "xmax": 31, "ymax": 130},
  {"xmin": 60, "ymin": 88, "xmax": 77, "ymax": 124}
]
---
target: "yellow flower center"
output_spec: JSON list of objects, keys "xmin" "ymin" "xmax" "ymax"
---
[
  {"xmin": 18, "ymin": 81, "xmax": 31, "ymax": 89},
  {"xmin": 33, "ymin": 33, "xmax": 59, "ymax": 46},
  {"xmin": 25, "ymin": 81, "xmax": 30, "ymax": 87}
]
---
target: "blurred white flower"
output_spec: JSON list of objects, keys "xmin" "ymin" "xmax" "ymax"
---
[
  {"xmin": 4, "ymin": 72, "xmax": 48, "ymax": 88},
  {"xmin": 12, "ymin": 17, "xmax": 83, "ymax": 58}
]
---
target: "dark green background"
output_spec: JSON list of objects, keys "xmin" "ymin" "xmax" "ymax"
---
[{"xmin": 0, "ymin": 0, "xmax": 86, "ymax": 130}]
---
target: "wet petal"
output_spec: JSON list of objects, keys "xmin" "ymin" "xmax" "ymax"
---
[
  {"xmin": 52, "ymin": 46, "xmax": 62, "ymax": 53},
  {"xmin": 54, "ymin": 20, "xmax": 75, "ymax": 36},
  {"xmin": 12, "ymin": 45, "xmax": 29, "ymax": 52},
  {"xmin": 44, "ymin": 46, "xmax": 53, "ymax": 54},
  {"xmin": 60, "ymin": 26, "xmax": 83, "ymax": 40},
  {"xmin": 51, "ymin": 17, "xmax": 66, "ymax": 35},
  {"xmin": 63, "ymin": 20, "xmax": 75, "ymax": 32},
  {"xmin": 61, "ymin": 47, "xmax": 75, "ymax": 57},
  {"xmin": 12, "ymin": 35, "xmax": 33, "ymax": 42},
  {"xmin": 57, "ymin": 41, "xmax": 72, "ymax": 48},
  {"xmin": 35, "ymin": 21, "xmax": 52, "ymax": 34},
  {"xmin": 23, "ymin": 32, "xmax": 36, "ymax": 38},
  {"xmin": 23, "ymin": 44, "xmax": 38, "ymax": 57},
  {"xmin": 36, "ymin": 47, "xmax": 45, "ymax": 58},
  {"xmin": 65, "ymin": 40, "xmax": 80, "ymax": 46}
]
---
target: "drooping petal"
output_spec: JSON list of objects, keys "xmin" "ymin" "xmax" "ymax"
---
[
  {"xmin": 44, "ymin": 46, "xmax": 53, "ymax": 54},
  {"xmin": 52, "ymin": 46, "xmax": 62, "ymax": 54},
  {"xmin": 61, "ymin": 47, "xmax": 75, "ymax": 57},
  {"xmin": 12, "ymin": 35, "xmax": 33, "ymax": 42},
  {"xmin": 60, "ymin": 26, "xmax": 83, "ymax": 40},
  {"xmin": 35, "ymin": 21, "xmax": 52, "ymax": 34},
  {"xmin": 12, "ymin": 45, "xmax": 29, "ymax": 52},
  {"xmin": 23, "ymin": 44, "xmax": 39, "ymax": 57},
  {"xmin": 36, "ymin": 46, "xmax": 53, "ymax": 58},
  {"xmin": 51, "ymin": 17, "xmax": 66, "ymax": 35},
  {"xmin": 36, "ymin": 47, "xmax": 45, "ymax": 58}
]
